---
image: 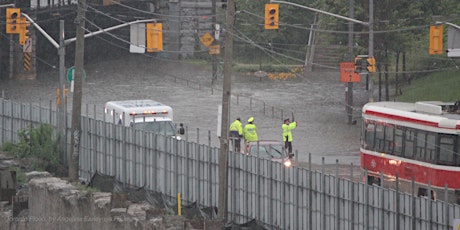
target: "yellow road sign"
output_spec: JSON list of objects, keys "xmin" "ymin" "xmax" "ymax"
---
[
  {"xmin": 200, "ymin": 32, "xmax": 214, "ymax": 47},
  {"xmin": 209, "ymin": 45, "xmax": 220, "ymax": 55}
]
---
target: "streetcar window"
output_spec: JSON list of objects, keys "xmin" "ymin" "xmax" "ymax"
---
[
  {"xmin": 384, "ymin": 125, "xmax": 395, "ymax": 154},
  {"xmin": 375, "ymin": 124, "xmax": 385, "ymax": 152},
  {"xmin": 403, "ymin": 129, "xmax": 415, "ymax": 158},
  {"xmin": 415, "ymin": 132, "xmax": 427, "ymax": 161},
  {"xmin": 457, "ymin": 136, "xmax": 460, "ymax": 166},
  {"xmin": 364, "ymin": 122, "xmax": 375, "ymax": 150},
  {"xmin": 394, "ymin": 127, "xmax": 403, "ymax": 155},
  {"xmin": 426, "ymin": 133, "xmax": 436, "ymax": 163},
  {"xmin": 417, "ymin": 188, "xmax": 436, "ymax": 200},
  {"xmin": 439, "ymin": 135, "xmax": 455, "ymax": 166}
]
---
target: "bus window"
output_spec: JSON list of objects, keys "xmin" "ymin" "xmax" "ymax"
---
[
  {"xmin": 439, "ymin": 135, "xmax": 455, "ymax": 166},
  {"xmin": 403, "ymin": 129, "xmax": 415, "ymax": 159}
]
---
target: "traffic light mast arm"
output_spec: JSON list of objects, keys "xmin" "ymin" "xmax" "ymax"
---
[
  {"xmin": 0, "ymin": 3, "xmax": 15, "ymax": 7},
  {"xmin": 64, "ymin": 19, "xmax": 157, "ymax": 45},
  {"xmin": 22, "ymin": 13, "xmax": 59, "ymax": 48},
  {"xmin": 436, "ymin": 21, "xmax": 460, "ymax": 30},
  {"xmin": 21, "ymin": 13, "xmax": 157, "ymax": 48},
  {"xmin": 270, "ymin": 0, "xmax": 368, "ymax": 26}
]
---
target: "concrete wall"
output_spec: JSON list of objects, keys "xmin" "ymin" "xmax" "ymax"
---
[{"xmin": 0, "ymin": 172, "xmax": 199, "ymax": 230}]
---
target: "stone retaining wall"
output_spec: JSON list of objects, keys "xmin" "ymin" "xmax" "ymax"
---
[{"xmin": 0, "ymin": 172, "xmax": 212, "ymax": 230}]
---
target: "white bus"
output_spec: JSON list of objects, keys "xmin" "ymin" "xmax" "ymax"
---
[{"xmin": 104, "ymin": 100, "xmax": 182, "ymax": 137}]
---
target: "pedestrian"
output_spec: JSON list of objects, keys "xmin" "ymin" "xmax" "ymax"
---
[
  {"xmin": 229, "ymin": 117, "xmax": 243, "ymax": 152},
  {"xmin": 243, "ymin": 117, "xmax": 258, "ymax": 145},
  {"xmin": 282, "ymin": 118, "xmax": 297, "ymax": 155},
  {"xmin": 177, "ymin": 123, "xmax": 185, "ymax": 135}
]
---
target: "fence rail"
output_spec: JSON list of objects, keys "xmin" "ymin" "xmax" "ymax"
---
[{"xmin": 1, "ymin": 98, "xmax": 459, "ymax": 229}]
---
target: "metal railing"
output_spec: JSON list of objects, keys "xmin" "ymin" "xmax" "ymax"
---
[{"xmin": 1, "ymin": 98, "xmax": 459, "ymax": 229}]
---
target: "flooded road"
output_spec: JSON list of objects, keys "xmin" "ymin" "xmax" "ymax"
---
[{"xmin": 0, "ymin": 55, "xmax": 370, "ymax": 167}]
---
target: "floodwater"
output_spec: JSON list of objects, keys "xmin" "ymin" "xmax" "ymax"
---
[{"xmin": 0, "ymin": 55, "xmax": 370, "ymax": 167}]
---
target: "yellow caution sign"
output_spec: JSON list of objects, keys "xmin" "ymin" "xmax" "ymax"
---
[
  {"xmin": 208, "ymin": 45, "xmax": 220, "ymax": 55},
  {"xmin": 200, "ymin": 32, "xmax": 214, "ymax": 47}
]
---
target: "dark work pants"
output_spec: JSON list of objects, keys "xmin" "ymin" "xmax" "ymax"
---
[
  {"xmin": 285, "ymin": 140, "xmax": 292, "ymax": 154},
  {"xmin": 230, "ymin": 131, "xmax": 241, "ymax": 152}
]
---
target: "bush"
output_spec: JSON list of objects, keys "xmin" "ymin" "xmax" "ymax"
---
[{"xmin": 1, "ymin": 124, "xmax": 62, "ymax": 173}]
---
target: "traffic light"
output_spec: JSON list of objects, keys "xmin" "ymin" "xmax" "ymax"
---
[
  {"xmin": 56, "ymin": 88, "xmax": 69, "ymax": 106},
  {"xmin": 221, "ymin": 0, "xmax": 227, "ymax": 9},
  {"xmin": 366, "ymin": 57, "xmax": 376, "ymax": 73},
  {"xmin": 429, "ymin": 25, "xmax": 443, "ymax": 55},
  {"xmin": 146, "ymin": 23, "xmax": 163, "ymax": 52},
  {"xmin": 354, "ymin": 57, "xmax": 364, "ymax": 73},
  {"xmin": 19, "ymin": 17, "xmax": 31, "ymax": 45},
  {"xmin": 6, "ymin": 8, "xmax": 21, "ymax": 34},
  {"xmin": 264, "ymin": 4, "xmax": 279, "ymax": 30}
]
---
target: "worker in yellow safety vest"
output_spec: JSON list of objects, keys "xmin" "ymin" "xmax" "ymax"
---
[
  {"xmin": 229, "ymin": 117, "xmax": 243, "ymax": 152},
  {"xmin": 243, "ymin": 117, "xmax": 258, "ymax": 144},
  {"xmin": 282, "ymin": 118, "xmax": 297, "ymax": 154}
]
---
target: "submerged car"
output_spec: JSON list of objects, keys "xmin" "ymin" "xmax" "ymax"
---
[{"xmin": 245, "ymin": 140, "xmax": 294, "ymax": 167}]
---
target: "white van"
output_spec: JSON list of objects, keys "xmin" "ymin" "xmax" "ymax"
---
[{"xmin": 104, "ymin": 100, "xmax": 182, "ymax": 137}]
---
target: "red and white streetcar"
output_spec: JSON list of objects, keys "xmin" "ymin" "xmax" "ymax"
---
[{"xmin": 360, "ymin": 101, "xmax": 460, "ymax": 203}]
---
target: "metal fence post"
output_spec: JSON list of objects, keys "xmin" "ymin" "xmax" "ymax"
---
[
  {"xmin": 144, "ymin": 131, "xmax": 148, "ymax": 187},
  {"xmin": 295, "ymin": 150, "xmax": 299, "ymax": 230},
  {"xmin": 122, "ymin": 126, "xmax": 127, "ymax": 186},
  {"xmin": 445, "ymin": 183, "xmax": 449, "ymax": 230},
  {"xmin": 411, "ymin": 177, "xmax": 415, "ymax": 230},
  {"xmin": 396, "ymin": 173, "xmax": 400, "ymax": 230},
  {"xmin": 351, "ymin": 163, "xmax": 355, "ymax": 230},
  {"xmin": 335, "ymin": 159, "xmax": 340, "ymax": 229},
  {"xmin": 309, "ymin": 153, "xmax": 312, "ymax": 230},
  {"xmin": 322, "ymin": 157, "xmax": 326, "ymax": 230}
]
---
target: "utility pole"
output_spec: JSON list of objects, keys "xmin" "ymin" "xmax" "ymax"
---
[
  {"xmin": 347, "ymin": 0, "xmax": 354, "ymax": 124},
  {"xmin": 218, "ymin": 0, "xmax": 235, "ymax": 222},
  {"xmin": 211, "ymin": 0, "xmax": 218, "ymax": 84},
  {"xmin": 58, "ymin": 20, "xmax": 67, "ymax": 164},
  {"xmin": 69, "ymin": 0, "xmax": 86, "ymax": 181},
  {"xmin": 368, "ymin": 0, "xmax": 374, "ymax": 102}
]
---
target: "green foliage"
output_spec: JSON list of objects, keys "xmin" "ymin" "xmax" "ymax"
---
[
  {"xmin": 1, "ymin": 124, "xmax": 62, "ymax": 173},
  {"xmin": 9, "ymin": 166, "xmax": 26, "ymax": 184},
  {"xmin": 228, "ymin": 0, "xmax": 460, "ymax": 81},
  {"xmin": 396, "ymin": 70, "xmax": 460, "ymax": 102}
]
